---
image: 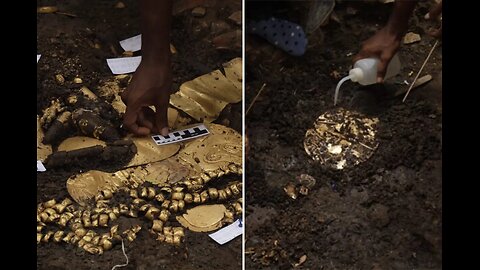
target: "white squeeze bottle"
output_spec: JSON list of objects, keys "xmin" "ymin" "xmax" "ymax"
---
[{"xmin": 334, "ymin": 54, "xmax": 401, "ymax": 105}]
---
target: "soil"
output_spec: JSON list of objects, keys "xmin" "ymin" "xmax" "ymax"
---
[
  {"xmin": 37, "ymin": 0, "xmax": 242, "ymax": 269},
  {"xmin": 245, "ymin": 1, "xmax": 442, "ymax": 269}
]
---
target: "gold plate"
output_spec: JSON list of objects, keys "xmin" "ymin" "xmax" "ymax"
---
[
  {"xmin": 222, "ymin": 57, "xmax": 242, "ymax": 91},
  {"xmin": 178, "ymin": 124, "xmax": 242, "ymax": 173},
  {"xmin": 304, "ymin": 108, "xmax": 379, "ymax": 170},
  {"xmin": 127, "ymin": 136, "xmax": 180, "ymax": 167},
  {"xmin": 65, "ymin": 124, "xmax": 241, "ymax": 204},
  {"xmin": 170, "ymin": 58, "xmax": 243, "ymax": 122},
  {"xmin": 143, "ymin": 158, "xmax": 193, "ymax": 185},
  {"xmin": 176, "ymin": 204, "xmax": 226, "ymax": 232},
  {"xmin": 67, "ymin": 170, "xmax": 121, "ymax": 205},
  {"xmin": 57, "ymin": 136, "xmax": 106, "ymax": 152}
]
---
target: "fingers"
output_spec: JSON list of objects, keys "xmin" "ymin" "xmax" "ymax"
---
[
  {"xmin": 428, "ymin": 26, "xmax": 442, "ymax": 39},
  {"xmin": 137, "ymin": 107, "xmax": 155, "ymax": 131},
  {"xmin": 123, "ymin": 104, "xmax": 151, "ymax": 136},
  {"xmin": 352, "ymin": 43, "xmax": 369, "ymax": 64},
  {"xmin": 352, "ymin": 53, "xmax": 363, "ymax": 65},
  {"xmin": 155, "ymin": 107, "xmax": 169, "ymax": 136},
  {"xmin": 376, "ymin": 55, "xmax": 390, "ymax": 83},
  {"xmin": 155, "ymin": 99, "xmax": 169, "ymax": 136},
  {"xmin": 426, "ymin": 1, "xmax": 442, "ymax": 20},
  {"xmin": 120, "ymin": 87, "xmax": 130, "ymax": 104}
]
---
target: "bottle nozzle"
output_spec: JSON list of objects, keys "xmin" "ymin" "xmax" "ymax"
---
[
  {"xmin": 334, "ymin": 75, "xmax": 353, "ymax": 106},
  {"xmin": 349, "ymin": 67, "xmax": 363, "ymax": 82}
]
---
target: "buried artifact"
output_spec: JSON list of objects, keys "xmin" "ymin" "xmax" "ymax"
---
[
  {"xmin": 304, "ymin": 108, "xmax": 379, "ymax": 170},
  {"xmin": 38, "ymin": 124, "xmax": 243, "ymax": 254},
  {"xmin": 38, "ymin": 58, "xmax": 244, "ymax": 254}
]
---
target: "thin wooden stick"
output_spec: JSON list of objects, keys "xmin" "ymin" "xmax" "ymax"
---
[
  {"xmin": 402, "ymin": 40, "xmax": 439, "ymax": 102},
  {"xmin": 246, "ymin": 83, "xmax": 266, "ymax": 116},
  {"xmin": 55, "ymin": 11, "xmax": 78, "ymax": 17}
]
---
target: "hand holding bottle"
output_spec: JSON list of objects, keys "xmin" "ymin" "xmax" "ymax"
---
[
  {"xmin": 352, "ymin": 27, "xmax": 401, "ymax": 83},
  {"xmin": 352, "ymin": 0, "xmax": 417, "ymax": 83}
]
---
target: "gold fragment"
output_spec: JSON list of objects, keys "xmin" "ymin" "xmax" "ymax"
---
[
  {"xmin": 37, "ymin": 6, "xmax": 58, "ymax": 13},
  {"xmin": 169, "ymin": 200, "xmax": 179, "ymax": 212},
  {"xmin": 108, "ymin": 212, "xmax": 118, "ymax": 221},
  {"xmin": 43, "ymin": 199, "xmax": 57, "ymax": 208},
  {"xmin": 145, "ymin": 206, "xmax": 160, "ymax": 220},
  {"xmin": 224, "ymin": 187, "xmax": 232, "ymax": 198},
  {"xmin": 152, "ymin": 220, "xmax": 164, "ymax": 232},
  {"xmin": 100, "ymin": 238, "xmax": 113, "ymax": 250},
  {"xmin": 173, "ymin": 235, "xmax": 182, "ymax": 245},
  {"xmin": 233, "ymin": 202, "xmax": 242, "ymax": 214},
  {"xmin": 177, "ymin": 200, "xmax": 185, "ymax": 211},
  {"xmin": 58, "ymin": 212, "xmax": 74, "ymax": 227},
  {"xmin": 284, "ymin": 183, "xmax": 298, "ymax": 200},
  {"xmin": 193, "ymin": 193, "xmax": 201, "ymax": 204},
  {"xmin": 132, "ymin": 198, "xmax": 145, "ymax": 206},
  {"xmin": 75, "ymin": 228, "xmax": 87, "ymax": 238},
  {"xmin": 140, "ymin": 187, "xmax": 148, "ymax": 198},
  {"xmin": 91, "ymin": 235, "xmax": 101, "ymax": 245},
  {"xmin": 55, "ymin": 74, "xmax": 65, "ymax": 84},
  {"xmin": 110, "ymin": 225, "xmax": 119, "ymax": 236},
  {"xmin": 176, "ymin": 204, "xmax": 226, "ymax": 232},
  {"xmin": 218, "ymin": 190, "xmax": 227, "ymax": 201},
  {"xmin": 130, "ymin": 189, "xmax": 139, "ymax": 198},
  {"xmin": 200, "ymin": 190, "xmax": 209, "ymax": 203},
  {"xmin": 98, "ymin": 214, "xmax": 109, "ymax": 226},
  {"xmin": 165, "ymin": 235, "xmax": 173, "ymax": 244},
  {"xmin": 169, "ymin": 58, "xmax": 242, "ymax": 122},
  {"xmin": 62, "ymin": 232, "xmax": 75, "ymax": 243},
  {"xmin": 230, "ymin": 183, "xmax": 240, "ymax": 195},
  {"xmin": 161, "ymin": 200, "xmax": 171, "ymax": 209},
  {"xmin": 159, "ymin": 210, "xmax": 170, "ymax": 222},
  {"xmin": 171, "ymin": 192, "xmax": 184, "ymax": 200},
  {"xmin": 173, "ymin": 227, "xmax": 185, "ymax": 237},
  {"xmin": 184, "ymin": 193, "xmax": 193, "ymax": 204},
  {"xmin": 43, "ymin": 231, "xmax": 54, "ymax": 242},
  {"xmin": 101, "ymin": 189, "xmax": 113, "ymax": 199}
]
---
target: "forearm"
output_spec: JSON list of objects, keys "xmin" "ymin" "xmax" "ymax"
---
[
  {"xmin": 385, "ymin": 0, "xmax": 418, "ymax": 38},
  {"xmin": 139, "ymin": 0, "xmax": 173, "ymax": 64}
]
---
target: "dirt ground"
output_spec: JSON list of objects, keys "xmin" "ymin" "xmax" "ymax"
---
[
  {"xmin": 245, "ymin": 1, "xmax": 442, "ymax": 269},
  {"xmin": 37, "ymin": 0, "xmax": 242, "ymax": 269}
]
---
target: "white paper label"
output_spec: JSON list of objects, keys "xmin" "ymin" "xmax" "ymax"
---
[
  {"xmin": 37, "ymin": 54, "xmax": 41, "ymax": 63},
  {"xmin": 106, "ymin": 56, "xmax": 142, "ymax": 74},
  {"xmin": 120, "ymin": 34, "xmax": 142, "ymax": 52},
  {"xmin": 37, "ymin": 160, "xmax": 46, "ymax": 172},
  {"xmin": 209, "ymin": 219, "xmax": 243, "ymax": 245}
]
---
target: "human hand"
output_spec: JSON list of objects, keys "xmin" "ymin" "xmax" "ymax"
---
[
  {"xmin": 425, "ymin": 0, "xmax": 442, "ymax": 39},
  {"xmin": 121, "ymin": 60, "xmax": 172, "ymax": 136},
  {"xmin": 353, "ymin": 26, "xmax": 401, "ymax": 83}
]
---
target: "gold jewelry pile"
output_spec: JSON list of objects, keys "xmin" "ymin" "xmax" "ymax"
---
[
  {"xmin": 304, "ymin": 108, "xmax": 379, "ymax": 170},
  {"xmin": 37, "ymin": 124, "xmax": 243, "ymax": 254}
]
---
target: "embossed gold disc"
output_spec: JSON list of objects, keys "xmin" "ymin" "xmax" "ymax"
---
[
  {"xmin": 176, "ymin": 204, "xmax": 226, "ymax": 232},
  {"xmin": 304, "ymin": 108, "xmax": 379, "ymax": 170},
  {"xmin": 178, "ymin": 123, "xmax": 242, "ymax": 173},
  {"xmin": 57, "ymin": 136, "xmax": 107, "ymax": 152},
  {"xmin": 127, "ymin": 137, "xmax": 180, "ymax": 167}
]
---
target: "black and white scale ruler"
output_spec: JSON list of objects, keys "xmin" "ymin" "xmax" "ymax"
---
[{"xmin": 151, "ymin": 124, "xmax": 209, "ymax": 145}]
